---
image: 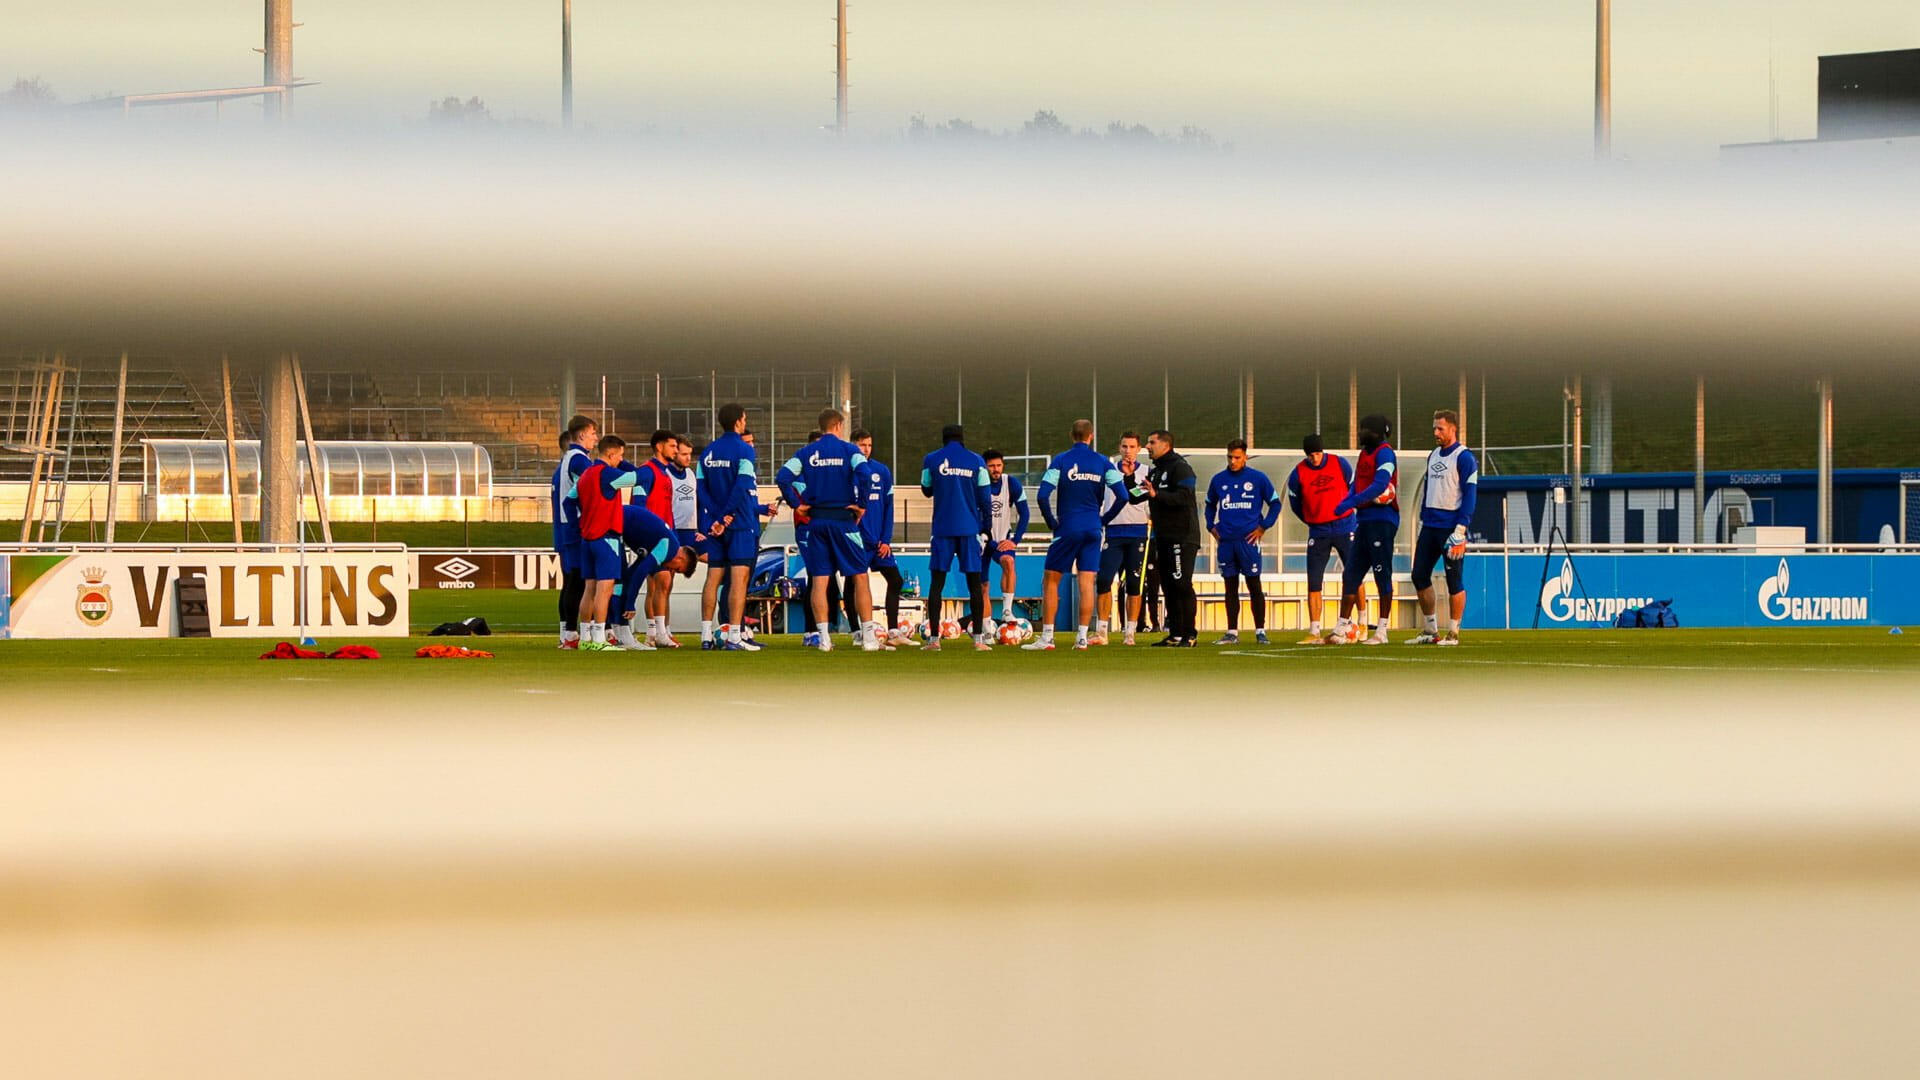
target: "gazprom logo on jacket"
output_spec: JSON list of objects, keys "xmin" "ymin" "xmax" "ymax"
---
[
  {"xmin": 1066, "ymin": 466, "xmax": 1100, "ymax": 483},
  {"xmin": 937, "ymin": 462, "xmax": 973, "ymax": 477},
  {"xmin": 807, "ymin": 451, "xmax": 845, "ymax": 468},
  {"xmin": 1538, "ymin": 558, "xmax": 1650, "ymax": 624},
  {"xmin": 1758, "ymin": 559, "xmax": 1868, "ymax": 622}
]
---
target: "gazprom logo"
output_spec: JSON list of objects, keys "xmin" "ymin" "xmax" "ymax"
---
[
  {"xmin": 1539, "ymin": 558, "xmax": 1650, "ymax": 624},
  {"xmin": 1066, "ymin": 466, "xmax": 1099, "ymax": 483},
  {"xmin": 1758, "ymin": 559, "xmax": 1867, "ymax": 622},
  {"xmin": 807, "ymin": 451, "xmax": 844, "ymax": 468},
  {"xmin": 937, "ymin": 462, "xmax": 973, "ymax": 478}
]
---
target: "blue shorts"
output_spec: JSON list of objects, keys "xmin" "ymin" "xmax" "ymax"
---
[
  {"xmin": 676, "ymin": 528, "xmax": 702, "ymax": 553},
  {"xmin": 803, "ymin": 521, "xmax": 872, "ymax": 577},
  {"xmin": 1305, "ymin": 531, "xmax": 1355, "ymax": 592},
  {"xmin": 1216, "ymin": 539, "xmax": 1262, "ymax": 578},
  {"xmin": 1343, "ymin": 519, "xmax": 1399, "ymax": 594},
  {"xmin": 869, "ymin": 541, "xmax": 897, "ymax": 570},
  {"xmin": 1098, "ymin": 537, "xmax": 1147, "ymax": 594},
  {"xmin": 983, "ymin": 539, "xmax": 1018, "ymax": 567},
  {"xmin": 1045, "ymin": 531, "xmax": 1102, "ymax": 575},
  {"xmin": 556, "ymin": 534, "xmax": 582, "ymax": 574},
  {"xmin": 704, "ymin": 526, "xmax": 760, "ymax": 568},
  {"xmin": 929, "ymin": 535, "xmax": 985, "ymax": 575},
  {"xmin": 580, "ymin": 534, "xmax": 625, "ymax": 581}
]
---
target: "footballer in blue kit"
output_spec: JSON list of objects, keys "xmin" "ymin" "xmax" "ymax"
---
[
  {"xmin": 980, "ymin": 450, "xmax": 1030, "ymax": 624},
  {"xmin": 853, "ymin": 429, "xmax": 909, "ymax": 644},
  {"xmin": 1333, "ymin": 414, "xmax": 1401, "ymax": 646},
  {"xmin": 1205, "ymin": 439, "xmax": 1282, "ymax": 644},
  {"xmin": 1409, "ymin": 409, "xmax": 1478, "ymax": 646},
  {"xmin": 549, "ymin": 413, "xmax": 599, "ymax": 648},
  {"xmin": 697, "ymin": 403, "xmax": 763, "ymax": 650},
  {"xmin": 919, "ymin": 424, "xmax": 995, "ymax": 649},
  {"xmin": 778, "ymin": 408, "xmax": 884, "ymax": 652},
  {"xmin": 1094, "ymin": 432, "xmax": 1152, "ymax": 645},
  {"xmin": 1026, "ymin": 419, "xmax": 1131, "ymax": 651}
]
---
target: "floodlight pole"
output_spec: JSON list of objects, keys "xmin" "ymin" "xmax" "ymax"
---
[
  {"xmin": 1457, "ymin": 370, "xmax": 1469, "ymax": 448},
  {"xmin": 561, "ymin": 0, "xmax": 574, "ymax": 129},
  {"xmin": 1243, "ymin": 366, "xmax": 1255, "ymax": 448},
  {"xmin": 1570, "ymin": 375, "xmax": 1585, "ymax": 543},
  {"xmin": 105, "ymin": 352, "xmax": 128, "ymax": 543},
  {"xmin": 221, "ymin": 354, "xmax": 245, "ymax": 545},
  {"xmin": 1348, "ymin": 368, "xmax": 1358, "ymax": 450},
  {"xmin": 1092, "ymin": 367, "xmax": 1100, "ymax": 445},
  {"xmin": 264, "ymin": 0, "xmax": 293, "ymax": 124},
  {"xmin": 1817, "ymin": 375, "xmax": 1833, "ymax": 546},
  {"xmin": 1694, "ymin": 375, "xmax": 1706, "ymax": 542},
  {"xmin": 834, "ymin": 0, "xmax": 849, "ymax": 136},
  {"xmin": 1594, "ymin": 0, "xmax": 1612, "ymax": 162}
]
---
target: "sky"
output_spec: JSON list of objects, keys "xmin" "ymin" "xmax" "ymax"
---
[{"xmin": 5, "ymin": 2, "xmax": 1919, "ymax": 158}]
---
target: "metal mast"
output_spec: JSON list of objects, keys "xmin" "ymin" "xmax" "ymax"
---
[
  {"xmin": 562, "ymin": 0, "xmax": 574, "ymax": 129},
  {"xmin": 835, "ymin": 0, "xmax": 849, "ymax": 135},
  {"xmin": 264, "ymin": 1, "xmax": 293, "ymax": 122},
  {"xmin": 1594, "ymin": 0, "xmax": 1612, "ymax": 161}
]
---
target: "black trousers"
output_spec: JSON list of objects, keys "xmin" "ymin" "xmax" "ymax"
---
[
  {"xmin": 1153, "ymin": 537, "xmax": 1199, "ymax": 640},
  {"xmin": 841, "ymin": 565, "xmax": 905, "ymax": 630}
]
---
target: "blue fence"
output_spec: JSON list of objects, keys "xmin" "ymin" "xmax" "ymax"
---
[
  {"xmin": 786, "ymin": 550, "xmax": 1920, "ymax": 630},
  {"xmin": 1464, "ymin": 553, "xmax": 1920, "ymax": 629},
  {"xmin": 1475, "ymin": 468, "xmax": 1920, "ymax": 546}
]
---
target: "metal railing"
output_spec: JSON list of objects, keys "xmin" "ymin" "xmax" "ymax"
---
[
  {"xmin": 348, "ymin": 407, "xmax": 447, "ymax": 440},
  {"xmin": 409, "ymin": 372, "xmax": 549, "ymax": 400}
]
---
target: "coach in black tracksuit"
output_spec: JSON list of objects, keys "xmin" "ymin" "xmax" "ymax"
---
[{"xmin": 1144, "ymin": 429, "xmax": 1200, "ymax": 646}]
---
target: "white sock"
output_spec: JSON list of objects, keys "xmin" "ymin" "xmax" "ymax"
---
[
  {"xmin": 1076, "ymin": 625, "xmax": 1089, "ymax": 643},
  {"xmin": 1311, "ymin": 621, "xmax": 1323, "ymax": 635},
  {"xmin": 1002, "ymin": 603, "xmax": 1014, "ymax": 620},
  {"xmin": 1041, "ymin": 627, "xmax": 1055, "ymax": 642},
  {"xmin": 701, "ymin": 619, "xmax": 714, "ymax": 640},
  {"xmin": 1094, "ymin": 619, "xmax": 1107, "ymax": 634},
  {"xmin": 817, "ymin": 622, "xmax": 832, "ymax": 638},
  {"xmin": 1424, "ymin": 614, "xmax": 1439, "ymax": 632},
  {"xmin": 559, "ymin": 620, "xmax": 568, "ymax": 642},
  {"xmin": 589, "ymin": 622, "xmax": 604, "ymax": 645}
]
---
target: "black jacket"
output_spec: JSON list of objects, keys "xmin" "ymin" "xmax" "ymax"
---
[{"xmin": 1145, "ymin": 451, "xmax": 1201, "ymax": 544}]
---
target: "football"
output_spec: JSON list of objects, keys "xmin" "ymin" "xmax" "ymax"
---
[
  {"xmin": 1374, "ymin": 480, "xmax": 1398, "ymax": 506},
  {"xmin": 998, "ymin": 621, "xmax": 1025, "ymax": 646},
  {"xmin": 939, "ymin": 619, "xmax": 966, "ymax": 640}
]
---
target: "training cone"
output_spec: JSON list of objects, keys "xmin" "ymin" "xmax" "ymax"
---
[
  {"xmin": 301, "ymin": 636, "xmax": 318, "ymax": 646},
  {"xmin": 1891, "ymin": 627, "xmax": 1905, "ymax": 636}
]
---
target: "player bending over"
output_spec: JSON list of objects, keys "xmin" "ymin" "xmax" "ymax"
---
[
  {"xmin": 1206, "ymin": 438, "xmax": 1282, "ymax": 645},
  {"xmin": 609, "ymin": 504, "xmax": 701, "ymax": 649},
  {"xmin": 1025, "ymin": 419, "xmax": 1130, "ymax": 651},
  {"xmin": 1408, "ymin": 409, "xmax": 1477, "ymax": 646},
  {"xmin": 1286, "ymin": 434, "xmax": 1358, "ymax": 644}
]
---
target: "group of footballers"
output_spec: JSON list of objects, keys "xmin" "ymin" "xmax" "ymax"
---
[{"xmin": 549, "ymin": 400, "xmax": 1479, "ymax": 653}]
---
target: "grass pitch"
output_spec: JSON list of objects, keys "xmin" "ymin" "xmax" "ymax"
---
[{"xmin": 4, "ymin": 609, "xmax": 1912, "ymax": 706}]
